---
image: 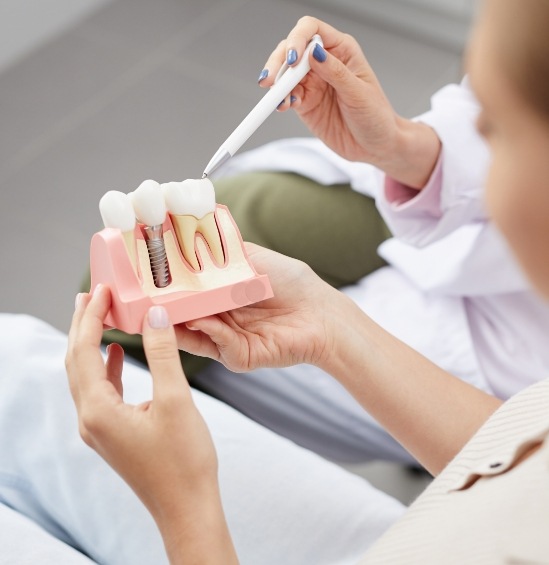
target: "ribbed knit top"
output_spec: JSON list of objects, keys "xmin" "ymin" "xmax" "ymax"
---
[{"xmin": 359, "ymin": 378, "xmax": 549, "ymax": 564}]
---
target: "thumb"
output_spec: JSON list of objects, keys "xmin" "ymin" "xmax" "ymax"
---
[
  {"xmin": 142, "ymin": 306, "xmax": 190, "ymax": 404},
  {"xmin": 186, "ymin": 316, "xmax": 241, "ymax": 357}
]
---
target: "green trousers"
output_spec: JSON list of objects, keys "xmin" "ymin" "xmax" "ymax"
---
[{"xmin": 85, "ymin": 172, "xmax": 391, "ymax": 375}]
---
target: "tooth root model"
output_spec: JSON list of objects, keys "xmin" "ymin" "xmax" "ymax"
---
[
  {"xmin": 131, "ymin": 179, "xmax": 171, "ymax": 288},
  {"xmin": 91, "ymin": 179, "xmax": 274, "ymax": 335},
  {"xmin": 99, "ymin": 190, "xmax": 138, "ymax": 273},
  {"xmin": 162, "ymin": 178, "xmax": 225, "ymax": 271}
]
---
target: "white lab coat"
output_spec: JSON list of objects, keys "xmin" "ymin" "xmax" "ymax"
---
[{"xmin": 217, "ymin": 79, "xmax": 549, "ymax": 400}]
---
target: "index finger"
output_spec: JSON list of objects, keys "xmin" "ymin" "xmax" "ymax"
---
[
  {"xmin": 66, "ymin": 284, "xmax": 112, "ymax": 395},
  {"xmin": 285, "ymin": 16, "xmax": 347, "ymax": 64},
  {"xmin": 67, "ymin": 285, "xmax": 111, "ymax": 353},
  {"xmin": 260, "ymin": 17, "xmax": 347, "ymax": 88}
]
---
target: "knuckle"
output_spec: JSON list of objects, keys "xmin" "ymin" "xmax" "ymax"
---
[
  {"xmin": 344, "ymin": 33, "xmax": 360, "ymax": 50},
  {"xmin": 159, "ymin": 393, "xmax": 184, "ymax": 414},
  {"xmin": 298, "ymin": 15, "xmax": 316, "ymax": 27},
  {"xmin": 79, "ymin": 408, "xmax": 104, "ymax": 439},
  {"xmin": 78, "ymin": 421, "xmax": 95, "ymax": 447},
  {"xmin": 332, "ymin": 61, "xmax": 347, "ymax": 81},
  {"xmin": 65, "ymin": 345, "xmax": 82, "ymax": 371},
  {"xmin": 146, "ymin": 339, "xmax": 178, "ymax": 364}
]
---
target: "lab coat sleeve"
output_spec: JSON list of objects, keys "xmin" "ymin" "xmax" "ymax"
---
[
  {"xmin": 376, "ymin": 79, "xmax": 532, "ymax": 295},
  {"xmin": 376, "ymin": 78, "xmax": 491, "ymax": 247}
]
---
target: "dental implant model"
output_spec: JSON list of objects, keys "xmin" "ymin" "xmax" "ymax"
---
[
  {"xmin": 89, "ymin": 176, "xmax": 273, "ymax": 334},
  {"xmin": 162, "ymin": 178, "xmax": 224, "ymax": 271},
  {"xmin": 131, "ymin": 180, "xmax": 171, "ymax": 288},
  {"xmin": 98, "ymin": 190, "xmax": 138, "ymax": 274}
]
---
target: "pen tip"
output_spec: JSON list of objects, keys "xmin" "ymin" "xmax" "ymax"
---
[{"xmin": 202, "ymin": 172, "xmax": 207, "ymax": 179}]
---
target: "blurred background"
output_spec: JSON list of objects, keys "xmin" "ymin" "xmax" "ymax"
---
[{"xmin": 0, "ymin": 0, "xmax": 473, "ymax": 502}]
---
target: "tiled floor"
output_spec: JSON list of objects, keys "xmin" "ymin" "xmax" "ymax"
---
[{"xmin": 0, "ymin": 0, "xmax": 460, "ymax": 503}]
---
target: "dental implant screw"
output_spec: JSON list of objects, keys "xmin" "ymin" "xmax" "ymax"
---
[{"xmin": 143, "ymin": 225, "xmax": 171, "ymax": 288}]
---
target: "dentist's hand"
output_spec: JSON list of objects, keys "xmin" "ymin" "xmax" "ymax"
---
[
  {"xmin": 66, "ymin": 286, "xmax": 237, "ymax": 564},
  {"xmin": 260, "ymin": 16, "xmax": 440, "ymax": 188},
  {"xmin": 175, "ymin": 243, "xmax": 340, "ymax": 373}
]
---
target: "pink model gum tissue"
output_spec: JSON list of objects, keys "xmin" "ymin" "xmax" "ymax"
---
[{"xmin": 90, "ymin": 203, "xmax": 273, "ymax": 334}]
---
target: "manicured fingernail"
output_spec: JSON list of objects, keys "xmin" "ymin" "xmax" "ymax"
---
[
  {"xmin": 148, "ymin": 306, "xmax": 169, "ymax": 329},
  {"xmin": 286, "ymin": 49, "xmax": 297, "ymax": 65},
  {"xmin": 277, "ymin": 99, "xmax": 286, "ymax": 109},
  {"xmin": 313, "ymin": 43, "xmax": 327, "ymax": 62},
  {"xmin": 257, "ymin": 68, "xmax": 268, "ymax": 83},
  {"xmin": 290, "ymin": 95, "xmax": 297, "ymax": 105},
  {"xmin": 75, "ymin": 293, "xmax": 83, "ymax": 310}
]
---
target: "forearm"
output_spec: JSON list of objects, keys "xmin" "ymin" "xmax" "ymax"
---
[
  {"xmin": 153, "ymin": 485, "xmax": 238, "ymax": 565},
  {"xmin": 374, "ymin": 117, "xmax": 441, "ymax": 190},
  {"xmin": 319, "ymin": 292, "xmax": 502, "ymax": 475}
]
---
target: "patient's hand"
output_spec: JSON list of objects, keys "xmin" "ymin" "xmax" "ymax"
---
[
  {"xmin": 66, "ymin": 286, "xmax": 237, "ymax": 564},
  {"xmin": 174, "ymin": 243, "xmax": 339, "ymax": 372}
]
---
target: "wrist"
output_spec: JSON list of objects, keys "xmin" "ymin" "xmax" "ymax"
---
[
  {"xmin": 314, "ymin": 289, "xmax": 374, "ymax": 378},
  {"xmin": 376, "ymin": 117, "xmax": 441, "ymax": 189},
  {"xmin": 153, "ymin": 483, "xmax": 238, "ymax": 565}
]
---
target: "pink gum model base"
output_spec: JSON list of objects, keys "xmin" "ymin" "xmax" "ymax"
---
[{"xmin": 89, "ymin": 205, "xmax": 273, "ymax": 334}]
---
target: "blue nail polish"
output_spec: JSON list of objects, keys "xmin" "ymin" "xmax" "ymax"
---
[
  {"xmin": 257, "ymin": 68, "xmax": 268, "ymax": 83},
  {"xmin": 313, "ymin": 43, "xmax": 327, "ymax": 63},
  {"xmin": 277, "ymin": 99, "xmax": 285, "ymax": 109},
  {"xmin": 290, "ymin": 95, "xmax": 297, "ymax": 104},
  {"xmin": 287, "ymin": 49, "xmax": 298, "ymax": 65}
]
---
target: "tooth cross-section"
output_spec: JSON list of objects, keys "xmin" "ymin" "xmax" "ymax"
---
[{"xmin": 162, "ymin": 179, "xmax": 225, "ymax": 270}]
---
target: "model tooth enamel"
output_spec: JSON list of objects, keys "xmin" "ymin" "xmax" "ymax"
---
[
  {"xmin": 132, "ymin": 180, "xmax": 167, "ymax": 227},
  {"xmin": 99, "ymin": 190, "xmax": 137, "ymax": 271},
  {"xmin": 162, "ymin": 178, "xmax": 224, "ymax": 270},
  {"xmin": 132, "ymin": 180, "xmax": 171, "ymax": 288}
]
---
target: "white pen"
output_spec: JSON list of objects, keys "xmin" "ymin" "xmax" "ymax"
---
[{"xmin": 202, "ymin": 34, "xmax": 323, "ymax": 178}]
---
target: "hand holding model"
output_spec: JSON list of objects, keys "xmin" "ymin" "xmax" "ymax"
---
[
  {"xmin": 66, "ymin": 286, "xmax": 238, "ymax": 564},
  {"xmin": 262, "ymin": 16, "xmax": 441, "ymax": 188},
  {"xmin": 174, "ymin": 243, "xmax": 334, "ymax": 372}
]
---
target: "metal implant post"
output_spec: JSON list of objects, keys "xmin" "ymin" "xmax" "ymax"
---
[{"xmin": 143, "ymin": 224, "xmax": 171, "ymax": 288}]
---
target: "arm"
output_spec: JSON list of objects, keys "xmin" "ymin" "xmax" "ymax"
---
[
  {"xmin": 66, "ymin": 287, "xmax": 238, "ymax": 565},
  {"xmin": 261, "ymin": 16, "xmax": 441, "ymax": 189},
  {"xmin": 177, "ymin": 244, "xmax": 502, "ymax": 476},
  {"xmin": 377, "ymin": 79, "xmax": 493, "ymax": 247},
  {"xmin": 320, "ymin": 291, "xmax": 502, "ymax": 474}
]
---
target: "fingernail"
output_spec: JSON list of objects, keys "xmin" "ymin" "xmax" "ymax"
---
[
  {"xmin": 148, "ymin": 305, "xmax": 169, "ymax": 329},
  {"xmin": 277, "ymin": 99, "xmax": 286, "ymax": 109},
  {"xmin": 286, "ymin": 49, "xmax": 297, "ymax": 65},
  {"xmin": 75, "ymin": 293, "xmax": 83, "ymax": 310},
  {"xmin": 257, "ymin": 68, "xmax": 268, "ymax": 83},
  {"xmin": 313, "ymin": 43, "xmax": 327, "ymax": 63},
  {"xmin": 91, "ymin": 284, "xmax": 104, "ymax": 300},
  {"xmin": 290, "ymin": 95, "xmax": 297, "ymax": 105}
]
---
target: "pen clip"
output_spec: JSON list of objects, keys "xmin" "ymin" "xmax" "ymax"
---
[{"xmin": 274, "ymin": 34, "xmax": 323, "ymax": 84}]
